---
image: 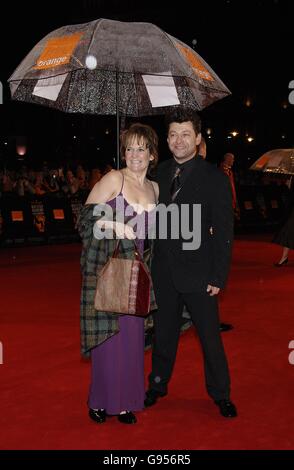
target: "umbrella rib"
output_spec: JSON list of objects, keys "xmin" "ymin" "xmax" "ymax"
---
[{"xmin": 88, "ymin": 18, "xmax": 103, "ymax": 55}]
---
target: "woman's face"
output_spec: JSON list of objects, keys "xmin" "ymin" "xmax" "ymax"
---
[{"xmin": 124, "ymin": 136, "xmax": 153, "ymax": 173}]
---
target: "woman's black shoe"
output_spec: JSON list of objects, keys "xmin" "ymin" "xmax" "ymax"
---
[
  {"xmin": 274, "ymin": 257, "xmax": 288, "ymax": 267},
  {"xmin": 89, "ymin": 408, "xmax": 106, "ymax": 423},
  {"xmin": 117, "ymin": 411, "xmax": 137, "ymax": 424}
]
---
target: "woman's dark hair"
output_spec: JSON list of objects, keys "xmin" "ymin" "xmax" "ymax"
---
[
  {"xmin": 165, "ymin": 108, "xmax": 202, "ymax": 135},
  {"xmin": 120, "ymin": 123, "xmax": 159, "ymax": 172}
]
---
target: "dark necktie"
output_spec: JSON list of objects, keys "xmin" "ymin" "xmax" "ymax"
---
[{"xmin": 170, "ymin": 166, "xmax": 183, "ymax": 201}]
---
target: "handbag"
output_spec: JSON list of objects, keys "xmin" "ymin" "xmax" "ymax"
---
[{"xmin": 94, "ymin": 239, "xmax": 153, "ymax": 316}]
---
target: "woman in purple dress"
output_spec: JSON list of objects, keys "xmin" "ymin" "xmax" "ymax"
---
[{"xmin": 78, "ymin": 123, "xmax": 159, "ymax": 424}]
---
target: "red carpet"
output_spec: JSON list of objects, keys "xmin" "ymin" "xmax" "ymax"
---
[{"xmin": 0, "ymin": 236, "xmax": 294, "ymax": 450}]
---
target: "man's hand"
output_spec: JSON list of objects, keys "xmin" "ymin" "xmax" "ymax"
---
[{"xmin": 206, "ymin": 284, "xmax": 220, "ymax": 296}]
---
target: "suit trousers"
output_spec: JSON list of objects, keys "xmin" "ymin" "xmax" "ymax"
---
[{"xmin": 149, "ymin": 257, "xmax": 231, "ymax": 401}]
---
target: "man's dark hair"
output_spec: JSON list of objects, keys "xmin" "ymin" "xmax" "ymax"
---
[{"xmin": 165, "ymin": 108, "xmax": 202, "ymax": 135}]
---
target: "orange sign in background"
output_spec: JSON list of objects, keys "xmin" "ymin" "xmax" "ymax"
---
[
  {"xmin": 244, "ymin": 201, "xmax": 253, "ymax": 210},
  {"xmin": 11, "ymin": 211, "xmax": 24, "ymax": 222},
  {"xmin": 176, "ymin": 43, "xmax": 213, "ymax": 81},
  {"xmin": 34, "ymin": 33, "xmax": 83, "ymax": 70},
  {"xmin": 53, "ymin": 209, "xmax": 65, "ymax": 220}
]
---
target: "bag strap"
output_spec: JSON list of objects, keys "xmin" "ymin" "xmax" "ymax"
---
[
  {"xmin": 149, "ymin": 180, "xmax": 158, "ymax": 204},
  {"xmin": 112, "ymin": 239, "xmax": 142, "ymax": 261}
]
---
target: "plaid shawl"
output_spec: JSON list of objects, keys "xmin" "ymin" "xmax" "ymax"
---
[{"xmin": 78, "ymin": 203, "xmax": 157, "ymax": 357}]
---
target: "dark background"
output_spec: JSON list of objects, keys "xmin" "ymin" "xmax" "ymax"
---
[{"xmin": 0, "ymin": 0, "xmax": 293, "ymax": 170}]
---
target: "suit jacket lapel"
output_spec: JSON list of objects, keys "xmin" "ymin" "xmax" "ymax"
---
[
  {"xmin": 158, "ymin": 157, "xmax": 206, "ymax": 204},
  {"xmin": 175, "ymin": 157, "xmax": 204, "ymax": 203},
  {"xmin": 158, "ymin": 160, "xmax": 174, "ymax": 204}
]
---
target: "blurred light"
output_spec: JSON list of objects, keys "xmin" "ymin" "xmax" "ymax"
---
[
  {"xmin": 73, "ymin": 135, "xmax": 77, "ymax": 139},
  {"xmin": 231, "ymin": 131, "xmax": 239, "ymax": 137},
  {"xmin": 85, "ymin": 54, "xmax": 97, "ymax": 70},
  {"xmin": 16, "ymin": 145, "xmax": 26, "ymax": 156},
  {"xmin": 105, "ymin": 129, "xmax": 110, "ymax": 135},
  {"xmin": 247, "ymin": 136, "xmax": 254, "ymax": 142},
  {"xmin": 282, "ymin": 102, "xmax": 288, "ymax": 109},
  {"xmin": 16, "ymin": 136, "xmax": 27, "ymax": 156},
  {"xmin": 227, "ymin": 135, "xmax": 232, "ymax": 139},
  {"xmin": 206, "ymin": 128, "xmax": 212, "ymax": 135},
  {"xmin": 208, "ymin": 135, "xmax": 212, "ymax": 139},
  {"xmin": 281, "ymin": 134, "xmax": 286, "ymax": 139},
  {"xmin": 245, "ymin": 98, "xmax": 252, "ymax": 107}
]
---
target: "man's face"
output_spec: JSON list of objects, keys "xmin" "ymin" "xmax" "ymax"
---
[{"xmin": 167, "ymin": 122, "xmax": 201, "ymax": 164}]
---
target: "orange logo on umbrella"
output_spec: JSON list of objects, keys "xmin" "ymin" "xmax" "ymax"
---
[
  {"xmin": 34, "ymin": 33, "xmax": 83, "ymax": 70},
  {"xmin": 176, "ymin": 43, "xmax": 213, "ymax": 81},
  {"xmin": 254, "ymin": 155, "xmax": 270, "ymax": 169}
]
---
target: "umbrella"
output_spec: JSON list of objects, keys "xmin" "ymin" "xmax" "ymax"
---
[
  {"xmin": 8, "ymin": 18, "xmax": 231, "ymax": 167},
  {"xmin": 250, "ymin": 149, "xmax": 294, "ymax": 175}
]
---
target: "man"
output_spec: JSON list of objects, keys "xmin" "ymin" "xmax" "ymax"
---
[
  {"xmin": 145, "ymin": 108, "xmax": 237, "ymax": 418},
  {"xmin": 198, "ymin": 136, "xmax": 207, "ymax": 159},
  {"xmin": 219, "ymin": 153, "xmax": 238, "ymax": 214}
]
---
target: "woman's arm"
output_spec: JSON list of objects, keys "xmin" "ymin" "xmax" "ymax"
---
[
  {"xmin": 85, "ymin": 170, "xmax": 121, "ymax": 204},
  {"xmin": 86, "ymin": 170, "xmax": 135, "ymax": 240}
]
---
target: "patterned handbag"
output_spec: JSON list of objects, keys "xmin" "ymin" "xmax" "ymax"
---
[{"xmin": 94, "ymin": 240, "xmax": 153, "ymax": 316}]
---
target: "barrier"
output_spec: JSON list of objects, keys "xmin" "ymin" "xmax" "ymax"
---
[
  {"xmin": 236, "ymin": 185, "xmax": 288, "ymax": 229},
  {"xmin": 0, "ymin": 194, "xmax": 82, "ymax": 245},
  {"xmin": 0, "ymin": 185, "xmax": 290, "ymax": 245}
]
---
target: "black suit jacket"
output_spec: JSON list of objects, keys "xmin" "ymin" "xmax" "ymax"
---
[{"xmin": 153, "ymin": 157, "xmax": 234, "ymax": 293}]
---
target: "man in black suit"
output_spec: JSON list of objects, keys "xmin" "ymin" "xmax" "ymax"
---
[{"xmin": 145, "ymin": 108, "xmax": 237, "ymax": 417}]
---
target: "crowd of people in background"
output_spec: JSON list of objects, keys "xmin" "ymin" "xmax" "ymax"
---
[
  {"xmin": 0, "ymin": 158, "xmax": 293, "ymax": 233},
  {"xmin": 0, "ymin": 162, "xmax": 114, "ymax": 199},
  {"xmin": 1, "ymin": 160, "xmax": 291, "ymax": 197}
]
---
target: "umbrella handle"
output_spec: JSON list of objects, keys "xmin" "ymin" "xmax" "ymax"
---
[{"xmin": 116, "ymin": 72, "xmax": 120, "ymax": 170}]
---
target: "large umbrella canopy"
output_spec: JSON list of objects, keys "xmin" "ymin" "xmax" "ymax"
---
[
  {"xmin": 250, "ymin": 149, "xmax": 294, "ymax": 175},
  {"xmin": 8, "ymin": 18, "xmax": 230, "ymax": 112},
  {"xmin": 8, "ymin": 18, "xmax": 231, "ymax": 164}
]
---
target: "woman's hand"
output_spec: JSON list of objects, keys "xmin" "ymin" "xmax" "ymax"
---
[
  {"xmin": 113, "ymin": 222, "xmax": 136, "ymax": 240},
  {"xmin": 95, "ymin": 220, "xmax": 136, "ymax": 240}
]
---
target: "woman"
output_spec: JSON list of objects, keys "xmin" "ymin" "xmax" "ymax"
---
[
  {"xmin": 273, "ymin": 206, "xmax": 294, "ymax": 266},
  {"xmin": 78, "ymin": 123, "xmax": 159, "ymax": 424},
  {"xmin": 273, "ymin": 179, "xmax": 294, "ymax": 266}
]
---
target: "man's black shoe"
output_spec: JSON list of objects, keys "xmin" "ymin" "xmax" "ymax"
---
[
  {"xmin": 144, "ymin": 389, "xmax": 167, "ymax": 407},
  {"xmin": 219, "ymin": 322, "xmax": 234, "ymax": 332},
  {"xmin": 214, "ymin": 399, "xmax": 237, "ymax": 418},
  {"xmin": 117, "ymin": 411, "xmax": 137, "ymax": 424}
]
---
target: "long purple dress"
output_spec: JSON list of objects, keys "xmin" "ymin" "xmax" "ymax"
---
[{"xmin": 88, "ymin": 193, "xmax": 154, "ymax": 415}]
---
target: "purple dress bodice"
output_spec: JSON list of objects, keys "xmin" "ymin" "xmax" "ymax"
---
[{"xmin": 107, "ymin": 193, "xmax": 156, "ymax": 255}]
